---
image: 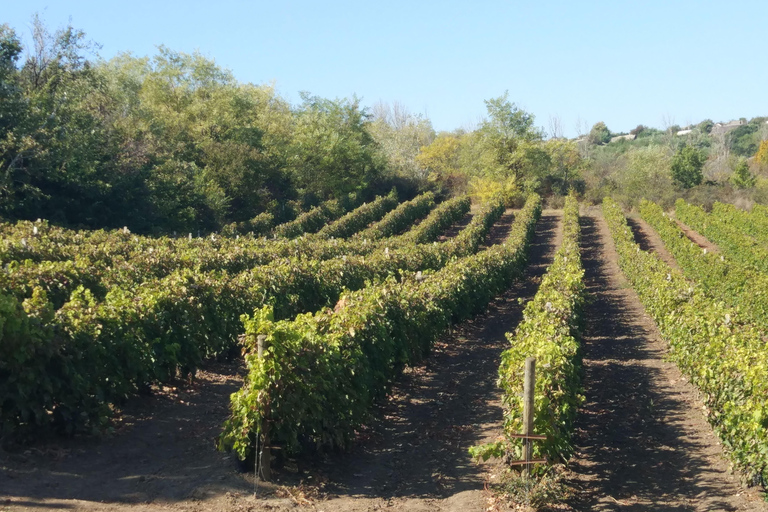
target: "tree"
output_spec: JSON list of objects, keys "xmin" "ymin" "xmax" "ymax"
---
[
  {"xmin": 697, "ymin": 119, "xmax": 714, "ymax": 134},
  {"xmin": 288, "ymin": 93, "xmax": 384, "ymax": 199},
  {"xmin": 728, "ymin": 122, "xmax": 760, "ymax": 157},
  {"xmin": 629, "ymin": 124, "xmax": 645, "ymax": 136},
  {"xmin": 368, "ymin": 101, "xmax": 434, "ymax": 181},
  {"xmin": 670, "ymin": 144, "xmax": 705, "ymax": 188},
  {"xmin": 477, "ymin": 92, "xmax": 544, "ymax": 183},
  {"xmin": 1, "ymin": 16, "xmax": 107, "ymax": 222},
  {"xmin": 588, "ymin": 122, "xmax": 611, "ymax": 145},
  {"xmin": 416, "ymin": 133, "xmax": 461, "ymax": 181},
  {"xmin": 543, "ymin": 138, "xmax": 583, "ymax": 194},
  {"xmin": 756, "ymin": 140, "xmax": 768, "ymax": 169},
  {"xmin": 0, "ymin": 25, "xmax": 25, "ymax": 215},
  {"xmin": 548, "ymin": 114, "xmax": 563, "ymax": 139},
  {"xmin": 613, "ymin": 146, "xmax": 674, "ymax": 205},
  {"xmin": 730, "ymin": 159, "xmax": 756, "ymax": 189}
]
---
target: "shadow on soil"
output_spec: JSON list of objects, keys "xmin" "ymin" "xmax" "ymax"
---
[
  {"xmin": 565, "ymin": 214, "xmax": 742, "ymax": 511},
  {"xmin": 625, "ymin": 217, "xmax": 656, "ymax": 253},
  {"xmin": 297, "ymin": 213, "xmax": 562, "ymax": 501},
  {"xmin": 0, "ymin": 214, "xmax": 563, "ymax": 507},
  {"xmin": 0, "ymin": 363, "xmax": 253, "ymax": 505}
]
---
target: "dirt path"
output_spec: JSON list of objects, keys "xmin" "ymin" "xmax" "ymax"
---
[
  {"xmin": 562, "ymin": 207, "xmax": 767, "ymax": 511},
  {"xmin": 0, "ymin": 211, "xmax": 562, "ymax": 512},
  {"xmin": 438, "ymin": 211, "xmax": 474, "ymax": 241},
  {"xmin": 292, "ymin": 210, "xmax": 562, "ymax": 512},
  {"xmin": 0, "ymin": 362, "xmax": 253, "ymax": 511},
  {"xmin": 481, "ymin": 208, "xmax": 517, "ymax": 247},
  {"xmin": 669, "ymin": 215, "xmax": 721, "ymax": 253},
  {"xmin": 625, "ymin": 214, "xmax": 680, "ymax": 270}
]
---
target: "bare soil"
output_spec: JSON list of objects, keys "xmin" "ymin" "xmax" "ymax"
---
[
  {"xmin": 482, "ymin": 209, "xmax": 518, "ymax": 247},
  {"xmin": 560, "ymin": 207, "xmax": 767, "ymax": 511},
  {"xmin": 437, "ymin": 211, "xmax": 474, "ymax": 241},
  {"xmin": 0, "ymin": 210, "xmax": 563, "ymax": 512},
  {"xmin": 671, "ymin": 217, "xmax": 721, "ymax": 253},
  {"xmin": 0, "ymin": 362, "xmax": 253, "ymax": 511},
  {"xmin": 625, "ymin": 214, "xmax": 680, "ymax": 270}
]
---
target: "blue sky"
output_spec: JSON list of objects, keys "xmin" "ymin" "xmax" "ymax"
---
[{"xmin": 4, "ymin": 0, "xmax": 766, "ymax": 137}]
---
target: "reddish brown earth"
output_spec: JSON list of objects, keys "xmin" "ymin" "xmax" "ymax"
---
[
  {"xmin": 559, "ymin": 207, "xmax": 767, "ymax": 511},
  {"xmin": 437, "ymin": 211, "xmax": 474, "ymax": 241},
  {"xmin": 671, "ymin": 217, "xmax": 721, "ymax": 253},
  {"xmin": 482, "ymin": 209, "xmax": 518, "ymax": 247},
  {"xmin": 625, "ymin": 214, "xmax": 681, "ymax": 270},
  {"xmin": 0, "ymin": 211, "xmax": 563, "ymax": 512}
]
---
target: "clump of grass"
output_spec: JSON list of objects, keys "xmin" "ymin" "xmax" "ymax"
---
[{"xmin": 489, "ymin": 465, "xmax": 572, "ymax": 511}]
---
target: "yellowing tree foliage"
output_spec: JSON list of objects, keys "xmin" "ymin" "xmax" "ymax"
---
[{"xmin": 756, "ymin": 139, "xmax": 768, "ymax": 168}]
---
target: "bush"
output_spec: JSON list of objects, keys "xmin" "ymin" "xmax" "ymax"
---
[
  {"xmin": 588, "ymin": 122, "xmax": 611, "ymax": 145},
  {"xmin": 731, "ymin": 159, "xmax": 756, "ymax": 189},
  {"xmin": 671, "ymin": 144, "xmax": 705, "ymax": 189}
]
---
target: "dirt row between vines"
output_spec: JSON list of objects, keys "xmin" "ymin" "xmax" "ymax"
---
[
  {"xmin": 560, "ymin": 207, "xmax": 766, "ymax": 511},
  {"xmin": 0, "ymin": 209, "xmax": 563, "ymax": 512}
]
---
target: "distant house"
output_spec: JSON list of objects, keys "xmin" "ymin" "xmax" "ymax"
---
[
  {"xmin": 610, "ymin": 134, "xmax": 636, "ymax": 143},
  {"xmin": 676, "ymin": 129, "xmax": 693, "ymax": 136},
  {"xmin": 711, "ymin": 119, "xmax": 745, "ymax": 136}
]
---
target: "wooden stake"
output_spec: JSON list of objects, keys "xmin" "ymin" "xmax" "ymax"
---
[
  {"xmin": 257, "ymin": 334, "xmax": 266, "ymax": 359},
  {"xmin": 522, "ymin": 357, "xmax": 536, "ymax": 477}
]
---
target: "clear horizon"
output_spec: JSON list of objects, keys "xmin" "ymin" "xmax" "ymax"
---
[{"xmin": 4, "ymin": 0, "xmax": 766, "ymax": 138}]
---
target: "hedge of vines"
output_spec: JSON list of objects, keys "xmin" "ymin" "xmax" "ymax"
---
[
  {"xmin": 0, "ymin": 193, "xmax": 477, "ymax": 313},
  {"xmin": 396, "ymin": 195, "xmax": 471, "ymax": 245},
  {"xmin": 0, "ymin": 193, "xmax": 401, "ymax": 308},
  {"xmin": 0, "ymin": 191, "xmax": 399, "ymax": 269},
  {"xmin": 639, "ymin": 199, "xmax": 768, "ymax": 333},
  {"xmin": 471, "ymin": 195, "xmax": 585, "ymax": 467},
  {"xmin": 353, "ymin": 192, "xmax": 436, "ymax": 241},
  {"xmin": 273, "ymin": 199, "xmax": 346, "ymax": 239},
  {"xmin": 218, "ymin": 195, "xmax": 542, "ymax": 461},
  {"xmin": 314, "ymin": 190, "xmax": 399, "ymax": 239},
  {"xmin": 0, "ymin": 194, "xmax": 487, "ymax": 440},
  {"xmin": 221, "ymin": 212, "xmax": 275, "ymax": 237},
  {"xmin": 710, "ymin": 202, "xmax": 768, "ymax": 246},
  {"xmin": 675, "ymin": 199, "xmax": 768, "ymax": 274},
  {"xmin": 604, "ymin": 197, "xmax": 768, "ymax": 486}
]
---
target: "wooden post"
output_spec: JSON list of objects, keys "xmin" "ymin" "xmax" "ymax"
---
[
  {"xmin": 256, "ymin": 335, "xmax": 271, "ymax": 481},
  {"xmin": 257, "ymin": 334, "xmax": 265, "ymax": 359},
  {"xmin": 522, "ymin": 357, "xmax": 536, "ymax": 477}
]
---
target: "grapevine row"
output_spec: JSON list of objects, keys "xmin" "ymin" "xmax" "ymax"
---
[
  {"xmin": 273, "ymin": 199, "xmax": 346, "ymax": 238},
  {"xmin": 0, "ymin": 196, "xmax": 495, "ymax": 439},
  {"xmin": 472, "ymin": 195, "xmax": 585, "ymax": 467},
  {"xmin": 709, "ymin": 202, "xmax": 768, "ymax": 246},
  {"xmin": 352, "ymin": 191, "xmax": 436, "ymax": 241},
  {"xmin": 639, "ymin": 199, "xmax": 768, "ymax": 333},
  {"xmin": 221, "ymin": 212, "xmax": 275, "ymax": 237},
  {"xmin": 313, "ymin": 190, "xmax": 399, "ymax": 239},
  {"xmin": 0, "ymin": 193, "xmax": 469, "ymax": 311},
  {"xmin": 395, "ymin": 195, "xmax": 471, "ymax": 245},
  {"xmin": 604, "ymin": 197, "xmax": 768, "ymax": 485},
  {"xmin": 0, "ymin": 191, "xmax": 400, "ymax": 267},
  {"xmin": 675, "ymin": 199, "xmax": 768, "ymax": 274},
  {"xmin": 218, "ymin": 195, "xmax": 542, "ymax": 461}
]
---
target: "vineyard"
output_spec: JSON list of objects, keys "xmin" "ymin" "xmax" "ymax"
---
[{"xmin": 2, "ymin": 194, "xmax": 768, "ymax": 511}]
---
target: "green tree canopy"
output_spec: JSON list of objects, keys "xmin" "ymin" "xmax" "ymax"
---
[
  {"xmin": 730, "ymin": 159, "xmax": 756, "ymax": 189},
  {"xmin": 476, "ymin": 92, "xmax": 545, "ymax": 183},
  {"xmin": 588, "ymin": 122, "xmax": 611, "ymax": 145},
  {"xmin": 288, "ymin": 93, "xmax": 384, "ymax": 200},
  {"xmin": 368, "ymin": 101, "xmax": 434, "ymax": 181},
  {"xmin": 671, "ymin": 144, "xmax": 705, "ymax": 189}
]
